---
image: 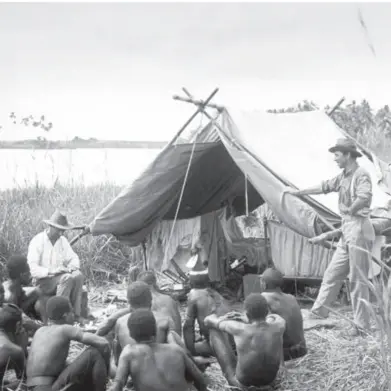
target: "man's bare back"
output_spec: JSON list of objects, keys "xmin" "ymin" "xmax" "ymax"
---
[
  {"xmin": 109, "ymin": 309, "xmax": 208, "ymax": 391},
  {"xmin": 262, "ymin": 291, "xmax": 305, "ymax": 349},
  {"xmin": 151, "ymin": 292, "xmax": 182, "ymax": 335},
  {"xmin": 115, "ymin": 310, "xmax": 172, "ymax": 349},
  {"xmin": 137, "ymin": 271, "xmax": 182, "ymax": 336},
  {"xmin": 205, "ymin": 293, "xmax": 286, "ymax": 388},
  {"xmin": 27, "ymin": 324, "xmax": 77, "ymax": 379},
  {"xmin": 26, "ymin": 296, "xmax": 110, "ymax": 390},
  {"xmin": 185, "ymin": 287, "xmax": 231, "ymax": 339},
  {"xmin": 231, "ymin": 317, "xmax": 285, "ymax": 386},
  {"xmin": 260, "ymin": 268, "xmax": 307, "ymax": 360}
]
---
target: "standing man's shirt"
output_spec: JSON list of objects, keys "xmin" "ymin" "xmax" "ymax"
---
[
  {"xmin": 321, "ymin": 162, "xmax": 372, "ymax": 218},
  {"xmin": 27, "ymin": 231, "xmax": 80, "ymax": 279}
]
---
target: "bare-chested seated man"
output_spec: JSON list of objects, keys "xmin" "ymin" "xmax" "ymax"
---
[
  {"xmin": 204, "ymin": 293, "xmax": 286, "ymax": 390},
  {"xmin": 137, "ymin": 270, "xmax": 182, "ymax": 336},
  {"xmin": 109, "ymin": 309, "xmax": 208, "ymax": 391},
  {"xmin": 0, "ymin": 304, "xmax": 26, "ymax": 389},
  {"xmin": 3, "ymin": 255, "xmax": 44, "ymax": 333},
  {"xmin": 260, "ymin": 268, "xmax": 307, "ymax": 361},
  {"xmin": 26, "ymin": 296, "xmax": 110, "ymax": 391},
  {"xmin": 183, "ymin": 270, "xmax": 237, "ymax": 364},
  {"xmin": 113, "ymin": 282, "xmax": 183, "ymax": 363}
]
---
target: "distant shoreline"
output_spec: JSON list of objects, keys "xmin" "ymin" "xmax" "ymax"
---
[{"xmin": 0, "ymin": 139, "xmax": 167, "ymax": 149}]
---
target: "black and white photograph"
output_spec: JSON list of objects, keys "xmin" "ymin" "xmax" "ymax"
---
[{"xmin": 1, "ymin": 2, "xmax": 391, "ymax": 390}]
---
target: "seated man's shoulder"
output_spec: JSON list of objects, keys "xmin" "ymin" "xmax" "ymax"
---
[
  {"xmin": 31, "ymin": 231, "xmax": 45, "ymax": 242},
  {"xmin": 156, "ymin": 341, "xmax": 183, "ymax": 358}
]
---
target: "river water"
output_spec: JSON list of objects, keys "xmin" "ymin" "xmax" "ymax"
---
[{"xmin": 0, "ymin": 148, "xmax": 161, "ymax": 190}]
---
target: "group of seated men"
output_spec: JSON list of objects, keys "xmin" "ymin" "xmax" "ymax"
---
[{"xmin": 0, "ymin": 258, "xmax": 307, "ymax": 391}]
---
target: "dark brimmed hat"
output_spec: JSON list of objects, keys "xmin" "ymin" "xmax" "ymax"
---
[
  {"xmin": 328, "ymin": 138, "xmax": 362, "ymax": 158},
  {"xmin": 43, "ymin": 210, "xmax": 74, "ymax": 230}
]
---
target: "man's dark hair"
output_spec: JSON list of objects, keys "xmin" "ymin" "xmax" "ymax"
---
[
  {"xmin": 189, "ymin": 272, "xmax": 210, "ymax": 289},
  {"xmin": 261, "ymin": 268, "xmax": 284, "ymax": 290},
  {"xmin": 127, "ymin": 281, "xmax": 152, "ymax": 309},
  {"xmin": 137, "ymin": 271, "xmax": 157, "ymax": 287},
  {"xmin": 127, "ymin": 309, "xmax": 156, "ymax": 342},
  {"xmin": 244, "ymin": 293, "xmax": 268, "ymax": 321},
  {"xmin": 46, "ymin": 297, "xmax": 72, "ymax": 321},
  {"xmin": 6, "ymin": 255, "xmax": 29, "ymax": 280}
]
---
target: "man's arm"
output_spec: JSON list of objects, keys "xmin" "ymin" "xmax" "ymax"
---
[
  {"xmin": 21, "ymin": 313, "xmax": 43, "ymax": 333},
  {"xmin": 287, "ymin": 185, "xmax": 324, "ymax": 196},
  {"xmin": 95, "ymin": 308, "xmax": 130, "ymax": 336},
  {"xmin": 61, "ymin": 237, "xmax": 80, "ymax": 271},
  {"xmin": 308, "ymin": 228, "xmax": 342, "ymax": 245},
  {"xmin": 27, "ymin": 235, "xmax": 49, "ymax": 279},
  {"xmin": 108, "ymin": 346, "xmax": 132, "ymax": 391},
  {"xmin": 349, "ymin": 172, "xmax": 372, "ymax": 215},
  {"xmin": 204, "ymin": 314, "xmax": 245, "ymax": 336},
  {"xmin": 181, "ymin": 347, "xmax": 208, "ymax": 391},
  {"xmin": 286, "ymin": 174, "xmax": 341, "ymax": 197},
  {"xmin": 183, "ymin": 299, "xmax": 197, "ymax": 355},
  {"xmin": 67, "ymin": 326, "xmax": 110, "ymax": 355}
]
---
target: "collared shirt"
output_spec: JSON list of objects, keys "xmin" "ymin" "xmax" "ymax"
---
[
  {"xmin": 321, "ymin": 162, "xmax": 372, "ymax": 218},
  {"xmin": 27, "ymin": 230, "xmax": 80, "ymax": 279}
]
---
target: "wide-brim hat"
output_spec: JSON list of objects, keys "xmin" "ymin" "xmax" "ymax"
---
[
  {"xmin": 328, "ymin": 138, "xmax": 362, "ymax": 158},
  {"xmin": 43, "ymin": 210, "xmax": 74, "ymax": 230}
]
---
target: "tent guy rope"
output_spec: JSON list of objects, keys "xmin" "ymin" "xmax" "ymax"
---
[{"xmin": 162, "ymin": 87, "xmax": 224, "ymax": 267}]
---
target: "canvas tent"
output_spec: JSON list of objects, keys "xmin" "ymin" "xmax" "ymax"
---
[{"xmin": 88, "ymin": 93, "xmax": 391, "ymax": 282}]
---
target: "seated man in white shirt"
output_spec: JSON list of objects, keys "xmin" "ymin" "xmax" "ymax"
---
[{"xmin": 27, "ymin": 210, "xmax": 86, "ymax": 324}]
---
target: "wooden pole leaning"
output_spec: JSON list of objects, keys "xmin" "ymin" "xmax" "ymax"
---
[{"xmin": 169, "ymin": 88, "xmax": 220, "ymax": 147}]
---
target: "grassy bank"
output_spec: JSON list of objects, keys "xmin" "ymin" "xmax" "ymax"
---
[{"xmin": 0, "ymin": 182, "xmax": 144, "ymax": 283}]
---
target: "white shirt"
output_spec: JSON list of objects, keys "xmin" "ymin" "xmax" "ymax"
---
[{"xmin": 27, "ymin": 230, "xmax": 80, "ymax": 279}]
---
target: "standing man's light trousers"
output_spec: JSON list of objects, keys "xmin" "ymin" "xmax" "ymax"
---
[{"xmin": 312, "ymin": 216, "xmax": 375, "ymax": 330}]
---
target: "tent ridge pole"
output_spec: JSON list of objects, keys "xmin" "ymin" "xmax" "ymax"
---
[{"xmin": 169, "ymin": 88, "xmax": 220, "ymax": 146}]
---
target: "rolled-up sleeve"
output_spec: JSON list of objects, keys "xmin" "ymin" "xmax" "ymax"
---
[
  {"xmin": 355, "ymin": 171, "xmax": 372, "ymax": 201},
  {"xmin": 321, "ymin": 174, "xmax": 342, "ymax": 194},
  {"xmin": 27, "ymin": 235, "xmax": 49, "ymax": 279}
]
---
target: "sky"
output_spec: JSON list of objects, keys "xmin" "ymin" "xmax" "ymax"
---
[{"xmin": 2, "ymin": 2, "xmax": 391, "ymax": 141}]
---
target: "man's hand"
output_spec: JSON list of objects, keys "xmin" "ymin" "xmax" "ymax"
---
[
  {"xmin": 282, "ymin": 186, "xmax": 300, "ymax": 196},
  {"xmin": 339, "ymin": 204, "xmax": 352, "ymax": 215},
  {"xmin": 49, "ymin": 266, "xmax": 68, "ymax": 276},
  {"xmin": 219, "ymin": 311, "xmax": 247, "ymax": 323},
  {"xmin": 308, "ymin": 233, "xmax": 329, "ymax": 245}
]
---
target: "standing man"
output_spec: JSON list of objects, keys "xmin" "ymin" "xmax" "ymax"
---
[
  {"xmin": 27, "ymin": 210, "xmax": 86, "ymax": 324},
  {"xmin": 286, "ymin": 138, "xmax": 375, "ymax": 336}
]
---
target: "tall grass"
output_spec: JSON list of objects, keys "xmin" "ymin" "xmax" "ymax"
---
[{"xmin": 0, "ymin": 181, "xmax": 144, "ymax": 285}]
